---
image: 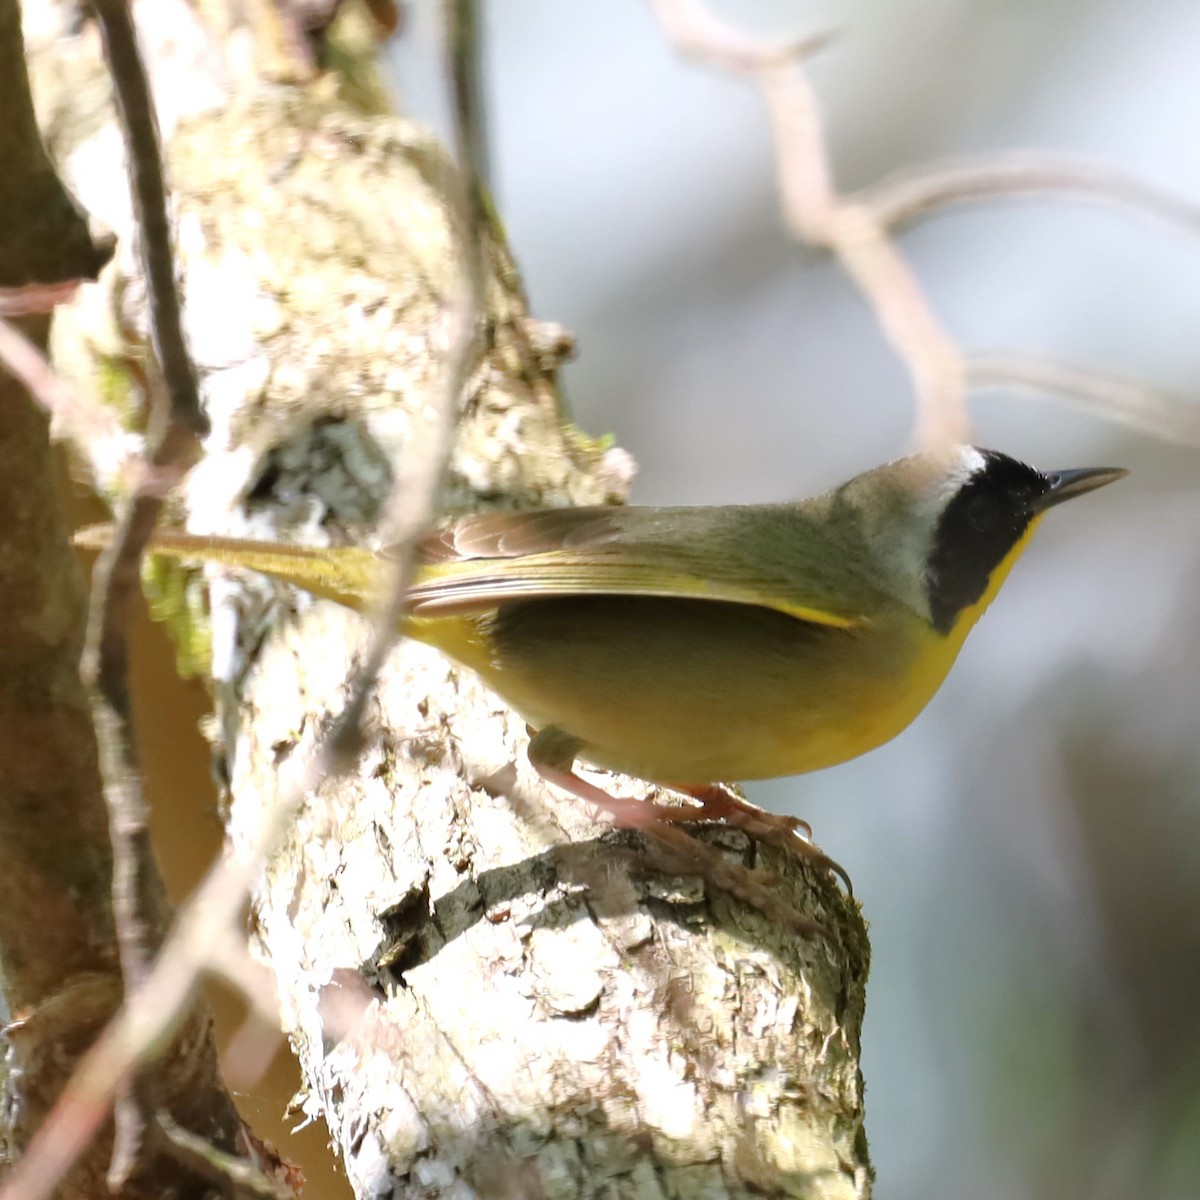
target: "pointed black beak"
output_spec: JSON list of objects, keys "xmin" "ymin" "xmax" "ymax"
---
[{"xmin": 1032, "ymin": 466, "xmax": 1129, "ymax": 513}]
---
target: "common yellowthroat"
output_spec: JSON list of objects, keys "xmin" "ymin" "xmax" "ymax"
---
[{"xmin": 77, "ymin": 446, "xmax": 1125, "ymax": 874}]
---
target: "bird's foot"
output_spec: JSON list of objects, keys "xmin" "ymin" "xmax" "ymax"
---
[
  {"xmin": 531, "ymin": 758, "xmax": 827, "ymax": 938},
  {"xmin": 666, "ymin": 783, "xmax": 853, "ymax": 897},
  {"xmin": 664, "ymin": 781, "xmax": 812, "ymax": 838}
]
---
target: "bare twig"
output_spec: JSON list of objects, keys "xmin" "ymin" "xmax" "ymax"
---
[
  {"xmin": 0, "ymin": 315, "xmax": 135, "ymax": 472},
  {"xmin": 156, "ymin": 1112, "xmax": 291, "ymax": 1200},
  {"xmin": 652, "ymin": 0, "xmax": 835, "ymax": 75},
  {"xmin": 78, "ymin": 1, "xmax": 225, "ymax": 1184},
  {"xmin": 447, "ymin": 0, "xmax": 490, "ymax": 311},
  {"xmin": 649, "ymin": 0, "xmax": 970, "ymax": 451},
  {"xmin": 328, "ymin": 0, "xmax": 486, "ymax": 763},
  {"xmin": 867, "ymin": 154, "xmax": 1200, "ymax": 239},
  {"xmin": 0, "ymin": 280, "xmax": 86, "ymax": 314},
  {"xmin": 651, "ymin": 1, "xmax": 1200, "ymax": 454},
  {"xmin": 88, "ymin": 0, "xmax": 206, "ymax": 437},
  {"xmin": 0, "ymin": 315, "xmax": 192, "ymax": 499},
  {"xmin": 0, "ymin": 4, "xmax": 488, "ymax": 1194},
  {"xmin": 447, "ymin": 0, "xmax": 490, "ymax": 190},
  {"xmin": 970, "ymin": 354, "xmax": 1200, "ymax": 447}
]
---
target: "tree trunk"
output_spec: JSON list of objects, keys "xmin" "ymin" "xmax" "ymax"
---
[{"xmin": 30, "ymin": 3, "xmax": 873, "ymax": 1195}]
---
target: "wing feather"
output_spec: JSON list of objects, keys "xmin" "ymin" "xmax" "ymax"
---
[{"xmin": 405, "ymin": 506, "xmax": 864, "ymax": 629}]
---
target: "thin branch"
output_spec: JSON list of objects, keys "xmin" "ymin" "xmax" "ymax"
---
[
  {"xmin": 649, "ymin": 0, "xmax": 970, "ymax": 451},
  {"xmin": 82, "ymin": 0, "xmax": 210, "ymax": 1008},
  {"xmin": 328, "ymin": 0, "xmax": 485, "ymax": 763},
  {"xmin": 969, "ymin": 354, "xmax": 1200, "ymax": 447},
  {"xmin": 75, "ymin": 0, "xmax": 234, "ymax": 1187},
  {"xmin": 155, "ymin": 1112, "xmax": 291, "ymax": 1200},
  {"xmin": 652, "ymin": 3, "xmax": 1200, "ymax": 455},
  {"xmin": 0, "ymin": 315, "xmax": 186, "ymax": 499},
  {"xmin": 652, "ymin": 0, "xmax": 835, "ymax": 74},
  {"xmin": 0, "ymin": 315, "xmax": 135, "ymax": 472},
  {"xmin": 88, "ymin": 0, "xmax": 206, "ymax": 437},
  {"xmin": 0, "ymin": 280, "xmax": 86, "ymax": 315},
  {"xmin": 447, "ymin": 0, "xmax": 490, "ymax": 305},
  {"xmin": 219, "ymin": 1014, "xmax": 286, "ymax": 1094},
  {"xmin": 831, "ymin": 204, "xmax": 967, "ymax": 451},
  {"xmin": 447, "ymin": 0, "xmax": 490, "ymax": 191},
  {"xmin": 0, "ymin": 3, "xmax": 489, "ymax": 1193},
  {"xmin": 867, "ymin": 154, "xmax": 1200, "ymax": 239}
]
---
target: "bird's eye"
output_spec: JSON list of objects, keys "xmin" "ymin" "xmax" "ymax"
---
[{"xmin": 965, "ymin": 492, "xmax": 999, "ymax": 532}]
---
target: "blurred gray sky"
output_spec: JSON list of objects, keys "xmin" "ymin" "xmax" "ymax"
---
[{"xmin": 393, "ymin": 5, "xmax": 1200, "ymax": 1197}]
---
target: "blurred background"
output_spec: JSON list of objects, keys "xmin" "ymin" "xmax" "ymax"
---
[
  {"xmin": 128, "ymin": 2, "xmax": 1200, "ymax": 1198},
  {"xmin": 393, "ymin": 3, "xmax": 1200, "ymax": 1197}
]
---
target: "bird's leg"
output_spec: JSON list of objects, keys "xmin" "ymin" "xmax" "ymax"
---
[
  {"xmin": 526, "ymin": 728, "xmax": 826, "ymax": 937},
  {"xmin": 669, "ymin": 782, "xmax": 853, "ymax": 896},
  {"xmin": 525, "ymin": 728, "xmax": 703, "ymax": 827},
  {"xmin": 525, "ymin": 728, "xmax": 705, "ymax": 826}
]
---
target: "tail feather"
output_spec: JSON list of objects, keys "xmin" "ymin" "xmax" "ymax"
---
[{"xmin": 73, "ymin": 525, "xmax": 381, "ymax": 612}]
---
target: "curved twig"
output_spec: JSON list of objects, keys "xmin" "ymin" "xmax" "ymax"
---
[
  {"xmin": 867, "ymin": 154, "xmax": 1200, "ymax": 239},
  {"xmin": 651, "ymin": 3, "xmax": 1200, "ymax": 455},
  {"xmin": 650, "ymin": 0, "xmax": 970, "ymax": 453},
  {"xmin": 83, "ymin": 0, "xmax": 233, "ymax": 1187},
  {"xmin": 969, "ymin": 353, "xmax": 1200, "ymax": 447}
]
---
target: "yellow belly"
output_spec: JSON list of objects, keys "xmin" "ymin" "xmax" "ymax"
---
[{"xmin": 409, "ymin": 595, "xmax": 966, "ymax": 784}]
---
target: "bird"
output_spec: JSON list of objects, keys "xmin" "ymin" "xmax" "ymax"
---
[{"xmin": 76, "ymin": 445, "xmax": 1126, "ymax": 910}]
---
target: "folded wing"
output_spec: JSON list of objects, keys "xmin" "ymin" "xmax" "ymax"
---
[{"xmin": 404, "ymin": 506, "xmax": 864, "ymax": 629}]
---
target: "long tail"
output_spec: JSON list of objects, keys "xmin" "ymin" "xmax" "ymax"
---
[{"xmin": 74, "ymin": 525, "xmax": 382, "ymax": 612}]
